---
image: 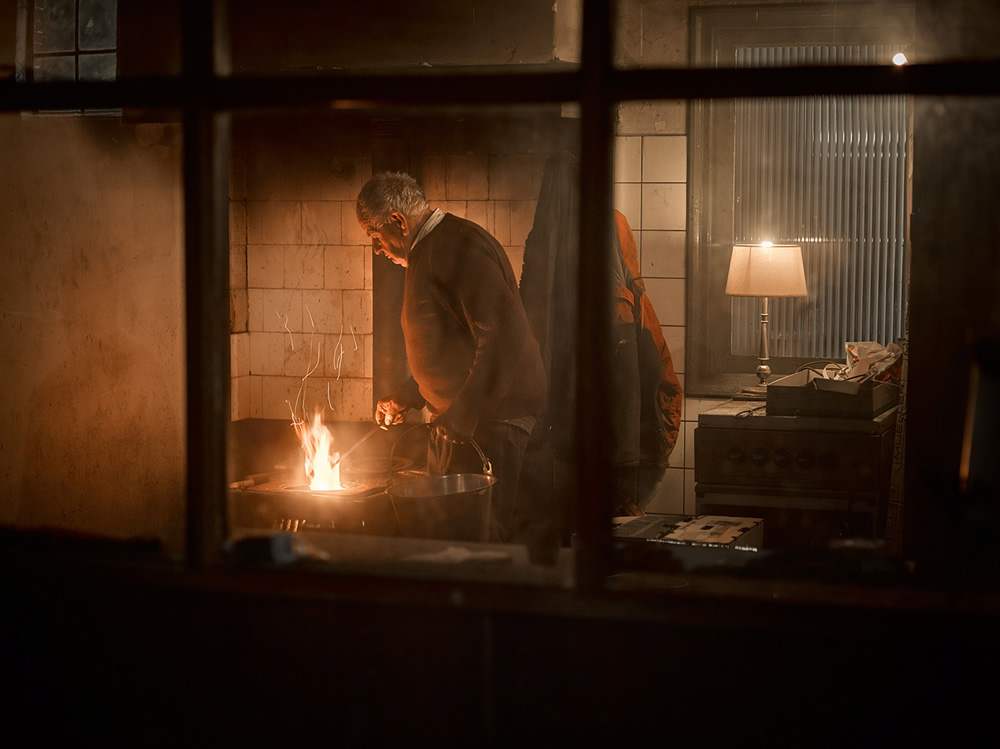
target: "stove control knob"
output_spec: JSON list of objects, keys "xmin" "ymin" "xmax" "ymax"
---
[
  {"xmin": 796, "ymin": 449, "xmax": 816, "ymax": 469},
  {"xmin": 750, "ymin": 447, "xmax": 770, "ymax": 466},
  {"xmin": 773, "ymin": 447, "xmax": 793, "ymax": 468},
  {"xmin": 818, "ymin": 451, "xmax": 839, "ymax": 470},
  {"xmin": 726, "ymin": 446, "xmax": 746, "ymax": 464}
]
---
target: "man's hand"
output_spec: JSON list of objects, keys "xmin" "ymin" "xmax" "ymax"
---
[
  {"xmin": 375, "ymin": 398, "xmax": 408, "ymax": 427},
  {"xmin": 428, "ymin": 422, "xmax": 466, "ymax": 476},
  {"xmin": 430, "ymin": 421, "xmax": 466, "ymax": 445}
]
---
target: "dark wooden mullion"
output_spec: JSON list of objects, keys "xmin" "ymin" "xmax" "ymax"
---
[
  {"xmin": 572, "ymin": 0, "xmax": 616, "ymax": 592},
  {"xmin": 182, "ymin": 0, "xmax": 230, "ymax": 569}
]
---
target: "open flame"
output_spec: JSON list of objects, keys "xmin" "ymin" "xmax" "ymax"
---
[{"xmin": 294, "ymin": 408, "xmax": 345, "ymax": 491}]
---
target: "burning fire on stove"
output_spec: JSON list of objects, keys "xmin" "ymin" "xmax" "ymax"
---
[{"xmin": 291, "ymin": 408, "xmax": 345, "ymax": 491}]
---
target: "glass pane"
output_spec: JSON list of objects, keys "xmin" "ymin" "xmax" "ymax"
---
[
  {"xmin": 226, "ymin": 105, "xmax": 581, "ymax": 582},
  {"xmin": 34, "ymin": 54, "xmax": 75, "ymax": 82},
  {"xmin": 617, "ymin": 0, "xmax": 916, "ymax": 70},
  {"xmin": 1, "ymin": 111, "xmax": 186, "ymax": 553},
  {"xmin": 729, "ymin": 66, "xmax": 909, "ymax": 360},
  {"xmin": 79, "ymin": 52, "xmax": 117, "ymax": 81},
  {"xmin": 34, "ymin": 0, "xmax": 76, "ymax": 54},
  {"xmin": 226, "ymin": 2, "xmax": 574, "ymax": 74},
  {"xmin": 79, "ymin": 0, "xmax": 118, "ymax": 51}
]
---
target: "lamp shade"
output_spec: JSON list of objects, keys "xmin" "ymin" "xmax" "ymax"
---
[{"xmin": 725, "ymin": 243, "xmax": 808, "ymax": 297}]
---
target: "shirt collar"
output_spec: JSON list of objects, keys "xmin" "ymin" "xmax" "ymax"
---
[{"xmin": 410, "ymin": 208, "xmax": 445, "ymax": 251}]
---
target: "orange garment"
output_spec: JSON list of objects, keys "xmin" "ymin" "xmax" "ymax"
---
[{"xmin": 612, "ymin": 210, "xmax": 683, "ymax": 465}]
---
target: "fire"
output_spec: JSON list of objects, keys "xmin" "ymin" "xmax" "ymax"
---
[{"xmin": 294, "ymin": 408, "xmax": 345, "ymax": 491}]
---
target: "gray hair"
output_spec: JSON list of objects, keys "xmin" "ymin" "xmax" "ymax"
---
[{"xmin": 356, "ymin": 171, "xmax": 430, "ymax": 231}]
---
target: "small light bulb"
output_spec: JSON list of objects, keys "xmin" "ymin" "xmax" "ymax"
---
[
  {"xmin": 893, "ymin": 53, "xmax": 908, "ymax": 66},
  {"xmin": 761, "ymin": 240, "xmax": 773, "ymax": 247}
]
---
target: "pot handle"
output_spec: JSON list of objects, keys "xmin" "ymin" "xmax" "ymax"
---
[
  {"xmin": 386, "ymin": 423, "xmax": 493, "ymax": 486},
  {"xmin": 465, "ymin": 437, "xmax": 493, "ymax": 477}
]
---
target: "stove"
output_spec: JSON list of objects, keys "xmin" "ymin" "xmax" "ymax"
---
[{"xmin": 694, "ymin": 401, "xmax": 897, "ymax": 547}]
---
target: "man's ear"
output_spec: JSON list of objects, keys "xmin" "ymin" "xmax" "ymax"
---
[{"xmin": 389, "ymin": 211, "xmax": 408, "ymax": 235}]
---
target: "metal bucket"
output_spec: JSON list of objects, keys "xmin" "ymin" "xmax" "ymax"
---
[{"xmin": 386, "ymin": 428, "xmax": 495, "ymax": 542}]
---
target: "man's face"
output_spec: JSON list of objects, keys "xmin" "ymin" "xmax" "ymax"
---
[{"xmin": 365, "ymin": 214, "xmax": 409, "ymax": 267}]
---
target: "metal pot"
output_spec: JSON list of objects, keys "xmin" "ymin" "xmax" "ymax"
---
[{"xmin": 385, "ymin": 427, "xmax": 495, "ymax": 543}]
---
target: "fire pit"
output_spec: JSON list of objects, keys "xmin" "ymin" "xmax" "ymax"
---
[
  {"xmin": 229, "ymin": 451, "xmax": 423, "ymax": 537},
  {"xmin": 228, "ymin": 418, "xmax": 494, "ymax": 543}
]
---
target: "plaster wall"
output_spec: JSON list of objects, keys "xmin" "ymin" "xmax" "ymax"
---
[{"xmin": 0, "ymin": 116, "xmax": 186, "ymax": 538}]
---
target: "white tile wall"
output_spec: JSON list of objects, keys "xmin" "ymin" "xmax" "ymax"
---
[
  {"xmin": 247, "ymin": 244, "xmax": 284, "ymax": 288},
  {"xmin": 324, "ymin": 246, "xmax": 366, "ymax": 290},
  {"xmin": 301, "ymin": 202, "xmax": 343, "ymax": 244},
  {"xmin": 231, "ymin": 375, "xmax": 250, "ymax": 421},
  {"xmin": 638, "ymin": 230, "xmax": 685, "ymax": 278},
  {"xmin": 318, "ymin": 156, "xmax": 371, "ymax": 201},
  {"xmin": 342, "ymin": 290, "xmax": 373, "ymax": 336},
  {"xmin": 231, "ymin": 332, "xmax": 250, "ymax": 377},
  {"xmin": 249, "ymin": 331, "xmax": 289, "ymax": 375},
  {"xmin": 645, "ymin": 278, "xmax": 685, "ymax": 327},
  {"xmin": 326, "ymin": 331, "xmax": 368, "ymax": 379},
  {"xmin": 642, "ymin": 135, "xmax": 687, "ymax": 183},
  {"xmin": 301, "ymin": 289, "xmax": 343, "ymax": 334},
  {"xmin": 231, "ymin": 288, "xmax": 248, "ymax": 334},
  {"xmin": 341, "ymin": 202, "xmax": 369, "ymax": 245},
  {"xmin": 284, "ymin": 245, "xmax": 325, "ymax": 289},
  {"xmin": 613, "ymin": 183, "xmax": 642, "ymax": 230},
  {"xmin": 230, "ymin": 201, "xmax": 247, "ymax": 244},
  {"xmin": 416, "ymin": 153, "xmax": 448, "ymax": 200},
  {"xmin": 465, "ymin": 201, "xmax": 494, "ymax": 235},
  {"xmin": 614, "ymin": 136, "xmax": 642, "ymax": 182},
  {"xmin": 247, "ymin": 201, "xmax": 301, "ymax": 244},
  {"xmin": 446, "ymin": 153, "xmax": 490, "ymax": 200},
  {"xmin": 641, "ymin": 183, "xmax": 686, "ymax": 230},
  {"xmin": 259, "ymin": 289, "xmax": 303, "ymax": 333}
]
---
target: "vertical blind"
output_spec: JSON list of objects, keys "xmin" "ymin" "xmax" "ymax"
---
[{"xmin": 730, "ymin": 45, "xmax": 909, "ymax": 360}]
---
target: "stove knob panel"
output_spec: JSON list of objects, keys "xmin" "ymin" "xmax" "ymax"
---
[
  {"xmin": 750, "ymin": 446, "xmax": 770, "ymax": 466},
  {"xmin": 796, "ymin": 449, "xmax": 816, "ymax": 469},
  {"xmin": 726, "ymin": 446, "xmax": 746, "ymax": 464},
  {"xmin": 773, "ymin": 447, "xmax": 793, "ymax": 468}
]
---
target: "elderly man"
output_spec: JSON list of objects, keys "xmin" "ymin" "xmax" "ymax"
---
[{"xmin": 356, "ymin": 171, "xmax": 547, "ymax": 543}]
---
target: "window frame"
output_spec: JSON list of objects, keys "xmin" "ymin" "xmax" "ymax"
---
[
  {"xmin": 16, "ymin": 0, "xmax": 120, "ymax": 114},
  {"xmin": 3, "ymin": 0, "xmax": 998, "ymax": 592}
]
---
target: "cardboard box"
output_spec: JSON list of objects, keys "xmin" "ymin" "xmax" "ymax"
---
[
  {"xmin": 613, "ymin": 514, "xmax": 764, "ymax": 551},
  {"xmin": 766, "ymin": 370, "xmax": 899, "ymax": 418}
]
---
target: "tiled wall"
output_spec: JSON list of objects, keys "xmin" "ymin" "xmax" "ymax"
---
[
  {"xmin": 229, "ymin": 149, "xmax": 375, "ymax": 425},
  {"xmin": 229, "ymin": 142, "xmax": 546, "ymax": 429},
  {"xmin": 614, "ymin": 132, "xmax": 724, "ymax": 515}
]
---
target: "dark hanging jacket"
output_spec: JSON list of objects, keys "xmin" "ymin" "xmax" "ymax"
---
[{"xmin": 519, "ymin": 152, "xmax": 681, "ymax": 466}]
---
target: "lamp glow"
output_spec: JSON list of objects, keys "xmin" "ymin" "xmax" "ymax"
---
[{"xmin": 726, "ymin": 243, "xmax": 808, "ymax": 392}]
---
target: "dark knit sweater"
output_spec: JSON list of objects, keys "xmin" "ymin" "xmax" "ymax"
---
[{"xmin": 393, "ymin": 213, "xmax": 547, "ymax": 437}]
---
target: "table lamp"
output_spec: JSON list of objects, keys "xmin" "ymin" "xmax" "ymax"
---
[{"xmin": 725, "ymin": 242, "xmax": 808, "ymax": 395}]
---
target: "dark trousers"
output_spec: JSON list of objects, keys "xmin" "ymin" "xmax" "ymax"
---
[{"xmin": 428, "ymin": 419, "xmax": 530, "ymax": 544}]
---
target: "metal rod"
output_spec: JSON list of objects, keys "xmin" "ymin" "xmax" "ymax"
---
[{"xmin": 330, "ymin": 424, "xmax": 388, "ymax": 470}]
